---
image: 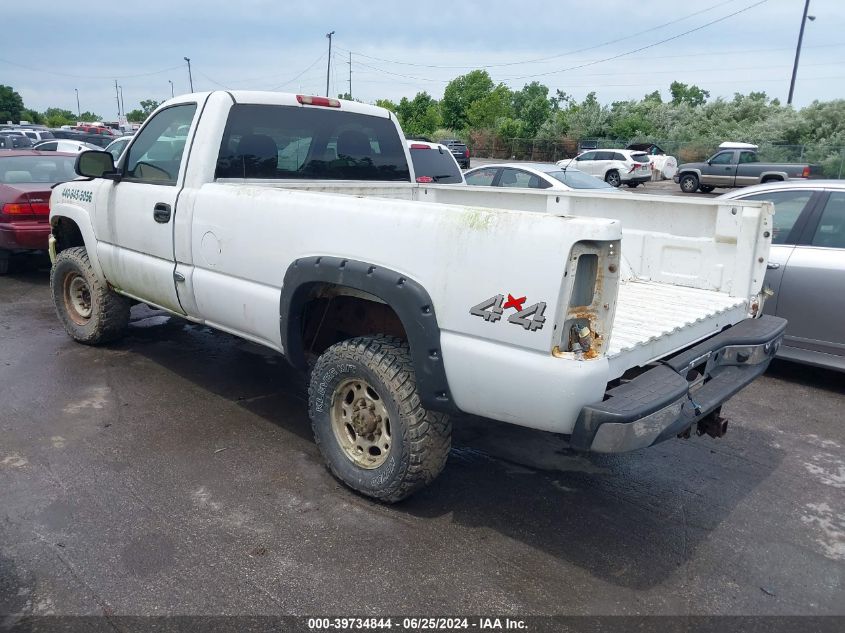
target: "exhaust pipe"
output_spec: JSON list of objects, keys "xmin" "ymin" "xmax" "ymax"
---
[{"xmin": 697, "ymin": 407, "xmax": 728, "ymax": 439}]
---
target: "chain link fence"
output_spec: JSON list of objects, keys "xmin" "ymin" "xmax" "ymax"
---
[{"xmin": 468, "ymin": 137, "xmax": 845, "ymax": 179}]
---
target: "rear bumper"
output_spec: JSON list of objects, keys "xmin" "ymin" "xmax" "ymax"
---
[
  {"xmin": 0, "ymin": 221, "xmax": 51, "ymax": 251},
  {"xmin": 570, "ymin": 315, "xmax": 787, "ymax": 452},
  {"xmin": 623, "ymin": 173, "xmax": 652, "ymax": 184}
]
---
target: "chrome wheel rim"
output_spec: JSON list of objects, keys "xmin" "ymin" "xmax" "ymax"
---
[
  {"xmin": 331, "ymin": 378, "xmax": 392, "ymax": 469},
  {"xmin": 63, "ymin": 273, "xmax": 92, "ymax": 325}
]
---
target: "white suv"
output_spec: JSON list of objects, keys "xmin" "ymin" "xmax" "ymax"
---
[{"xmin": 558, "ymin": 149, "xmax": 652, "ymax": 188}]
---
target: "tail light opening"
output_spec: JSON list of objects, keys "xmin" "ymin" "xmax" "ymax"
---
[{"xmin": 802, "ymin": 165, "xmax": 810, "ymax": 178}]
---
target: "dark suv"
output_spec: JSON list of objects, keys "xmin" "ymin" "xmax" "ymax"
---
[{"xmin": 440, "ymin": 139, "xmax": 470, "ymax": 169}]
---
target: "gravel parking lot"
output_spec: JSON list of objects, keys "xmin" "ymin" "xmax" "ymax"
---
[{"xmin": 1, "ymin": 258, "xmax": 843, "ymax": 619}]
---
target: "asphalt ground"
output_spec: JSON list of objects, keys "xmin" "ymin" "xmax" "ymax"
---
[{"xmin": 1, "ymin": 256, "xmax": 843, "ymax": 620}]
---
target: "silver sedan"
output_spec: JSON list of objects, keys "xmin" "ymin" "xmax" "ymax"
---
[{"xmin": 719, "ymin": 181, "xmax": 845, "ymax": 371}]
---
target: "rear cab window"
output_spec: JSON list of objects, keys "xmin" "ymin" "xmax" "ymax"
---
[
  {"xmin": 216, "ymin": 104, "xmax": 410, "ymax": 181},
  {"xmin": 408, "ymin": 145, "xmax": 463, "ymax": 184}
]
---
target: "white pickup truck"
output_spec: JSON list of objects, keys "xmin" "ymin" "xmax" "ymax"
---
[{"xmin": 48, "ymin": 91, "xmax": 785, "ymax": 502}]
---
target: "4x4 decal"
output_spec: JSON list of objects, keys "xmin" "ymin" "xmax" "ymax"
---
[{"xmin": 470, "ymin": 293, "xmax": 546, "ymax": 332}]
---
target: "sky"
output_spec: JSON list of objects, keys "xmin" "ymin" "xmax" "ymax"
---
[{"xmin": 2, "ymin": 0, "xmax": 844, "ymax": 122}]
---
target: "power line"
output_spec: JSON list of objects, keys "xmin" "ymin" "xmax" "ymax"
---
[
  {"xmin": 334, "ymin": 0, "xmax": 737, "ymax": 70},
  {"xmin": 500, "ymin": 0, "xmax": 771, "ymax": 81},
  {"xmin": 0, "ymin": 58, "xmax": 183, "ymax": 80},
  {"xmin": 268, "ymin": 52, "xmax": 327, "ymax": 91}
]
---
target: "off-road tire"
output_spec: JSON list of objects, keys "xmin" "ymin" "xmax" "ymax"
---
[
  {"xmin": 308, "ymin": 335, "xmax": 451, "ymax": 503},
  {"xmin": 50, "ymin": 246, "xmax": 130, "ymax": 345},
  {"xmin": 605, "ymin": 170, "xmax": 622, "ymax": 187},
  {"xmin": 679, "ymin": 173, "xmax": 699, "ymax": 193},
  {"xmin": 698, "ymin": 184, "xmax": 716, "ymax": 193}
]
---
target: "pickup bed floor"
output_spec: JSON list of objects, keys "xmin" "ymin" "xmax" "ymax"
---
[{"xmin": 606, "ymin": 279, "xmax": 748, "ymax": 378}]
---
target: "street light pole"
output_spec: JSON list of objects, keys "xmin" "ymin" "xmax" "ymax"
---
[
  {"xmin": 74, "ymin": 88, "xmax": 80, "ymax": 118},
  {"xmin": 325, "ymin": 31, "xmax": 335, "ymax": 97},
  {"xmin": 168, "ymin": 79, "xmax": 174, "ymax": 98},
  {"xmin": 788, "ymin": 0, "xmax": 812, "ymax": 105},
  {"xmin": 184, "ymin": 57, "xmax": 194, "ymax": 93},
  {"xmin": 118, "ymin": 85, "xmax": 125, "ymax": 118}
]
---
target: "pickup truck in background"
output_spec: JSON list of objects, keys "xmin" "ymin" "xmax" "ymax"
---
[
  {"xmin": 675, "ymin": 142, "xmax": 817, "ymax": 194},
  {"xmin": 48, "ymin": 92, "xmax": 785, "ymax": 502}
]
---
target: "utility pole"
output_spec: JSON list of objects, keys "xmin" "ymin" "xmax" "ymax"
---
[
  {"xmin": 788, "ymin": 0, "xmax": 813, "ymax": 105},
  {"xmin": 325, "ymin": 31, "xmax": 335, "ymax": 97},
  {"xmin": 184, "ymin": 57, "xmax": 194, "ymax": 92},
  {"xmin": 118, "ymin": 85, "xmax": 125, "ymax": 117},
  {"xmin": 114, "ymin": 80, "xmax": 120, "ymax": 119},
  {"xmin": 168, "ymin": 79, "xmax": 174, "ymax": 98},
  {"xmin": 348, "ymin": 51, "xmax": 352, "ymax": 100},
  {"xmin": 74, "ymin": 88, "xmax": 80, "ymax": 118}
]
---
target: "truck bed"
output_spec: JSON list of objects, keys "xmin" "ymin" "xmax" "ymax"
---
[{"xmin": 606, "ymin": 279, "xmax": 748, "ymax": 379}]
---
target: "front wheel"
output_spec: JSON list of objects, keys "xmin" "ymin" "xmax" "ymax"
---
[
  {"xmin": 50, "ymin": 246, "xmax": 130, "ymax": 344},
  {"xmin": 679, "ymin": 173, "xmax": 700, "ymax": 193},
  {"xmin": 605, "ymin": 170, "xmax": 622, "ymax": 187},
  {"xmin": 308, "ymin": 335, "xmax": 451, "ymax": 503}
]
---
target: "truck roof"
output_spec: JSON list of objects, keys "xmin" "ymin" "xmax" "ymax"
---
[{"xmin": 164, "ymin": 91, "xmax": 394, "ymax": 120}]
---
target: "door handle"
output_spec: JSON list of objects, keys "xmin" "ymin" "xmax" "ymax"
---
[
  {"xmin": 153, "ymin": 202, "xmax": 172, "ymax": 223},
  {"xmin": 767, "ymin": 262, "xmax": 781, "ymax": 270}
]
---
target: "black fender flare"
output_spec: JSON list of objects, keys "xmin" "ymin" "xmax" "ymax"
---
[{"xmin": 280, "ymin": 256, "xmax": 456, "ymax": 413}]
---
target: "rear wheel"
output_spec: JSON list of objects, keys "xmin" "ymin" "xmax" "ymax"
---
[
  {"xmin": 50, "ymin": 246, "xmax": 130, "ymax": 344},
  {"xmin": 699, "ymin": 184, "xmax": 716, "ymax": 193},
  {"xmin": 605, "ymin": 170, "xmax": 622, "ymax": 187},
  {"xmin": 0, "ymin": 251, "xmax": 9, "ymax": 275},
  {"xmin": 679, "ymin": 173, "xmax": 699, "ymax": 193},
  {"xmin": 761, "ymin": 176, "xmax": 782, "ymax": 184},
  {"xmin": 308, "ymin": 335, "xmax": 451, "ymax": 503}
]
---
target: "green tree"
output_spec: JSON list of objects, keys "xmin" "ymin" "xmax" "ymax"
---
[
  {"xmin": 20, "ymin": 108, "xmax": 43, "ymax": 124},
  {"xmin": 465, "ymin": 84, "xmax": 512, "ymax": 131},
  {"xmin": 441, "ymin": 69, "xmax": 494, "ymax": 130},
  {"xmin": 125, "ymin": 99, "xmax": 160, "ymax": 123},
  {"xmin": 395, "ymin": 92, "xmax": 442, "ymax": 137},
  {"xmin": 0, "ymin": 85, "xmax": 25, "ymax": 123},
  {"xmin": 669, "ymin": 81, "xmax": 710, "ymax": 107}
]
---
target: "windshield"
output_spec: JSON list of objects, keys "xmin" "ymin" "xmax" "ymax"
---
[
  {"xmin": 0, "ymin": 155, "xmax": 78, "ymax": 184},
  {"xmin": 409, "ymin": 147, "xmax": 463, "ymax": 184},
  {"xmin": 546, "ymin": 169, "xmax": 613, "ymax": 189}
]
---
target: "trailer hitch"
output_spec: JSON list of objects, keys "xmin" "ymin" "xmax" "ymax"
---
[{"xmin": 696, "ymin": 406, "xmax": 729, "ymax": 439}]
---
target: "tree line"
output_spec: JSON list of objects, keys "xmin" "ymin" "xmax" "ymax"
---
[{"xmin": 1, "ymin": 85, "xmax": 161, "ymax": 126}]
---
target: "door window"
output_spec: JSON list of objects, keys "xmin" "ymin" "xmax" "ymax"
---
[
  {"xmin": 124, "ymin": 103, "xmax": 197, "ymax": 185},
  {"xmin": 710, "ymin": 152, "xmax": 734, "ymax": 165},
  {"xmin": 36, "ymin": 141, "xmax": 58, "ymax": 151},
  {"xmin": 576, "ymin": 152, "xmax": 596, "ymax": 162},
  {"xmin": 811, "ymin": 192, "xmax": 845, "ymax": 249},
  {"xmin": 741, "ymin": 189, "xmax": 814, "ymax": 244},
  {"xmin": 465, "ymin": 167, "xmax": 498, "ymax": 186},
  {"xmin": 499, "ymin": 168, "xmax": 540, "ymax": 188}
]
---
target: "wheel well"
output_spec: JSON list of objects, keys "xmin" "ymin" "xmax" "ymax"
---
[
  {"xmin": 762, "ymin": 176, "xmax": 783, "ymax": 183},
  {"xmin": 299, "ymin": 284, "xmax": 407, "ymax": 360},
  {"xmin": 51, "ymin": 217, "xmax": 84, "ymax": 254}
]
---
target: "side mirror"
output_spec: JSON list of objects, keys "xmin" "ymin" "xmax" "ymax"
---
[{"xmin": 75, "ymin": 150, "xmax": 119, "ymax": 180}]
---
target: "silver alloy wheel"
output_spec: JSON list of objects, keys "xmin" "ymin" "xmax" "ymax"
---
[
  {"xmin": 63, "ymin": 272, "xmax": 92, "ymax": 325},
  {"xmin": 606, "ymin": 170, "xmax": 621, "ymax": 187},
  {"xmin": 331, "ymin": 378, "xmax": 392, "ymax": 469}
]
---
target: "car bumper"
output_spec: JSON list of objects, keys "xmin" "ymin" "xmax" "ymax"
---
[
  {"xmin": 0, "ymin": 221, "xmax": 51, "ymax": 251},
  {"xmin": 623, "ymin": 173, "xmax": 652, "ymax": 184},
  {"xmin": 570, "ymin": 315, "xmax": 787, "ymax": 452}
]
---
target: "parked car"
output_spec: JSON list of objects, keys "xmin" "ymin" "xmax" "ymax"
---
[
  {"xmin": 465, "ymin": 162, "xmax": 620, "ymax": 192},
  {"xmin": 104, "ymin": 136, "xmax": 134, "ymax": 161},
  {"xmin": 18, "ymin": 128, "xmax": 55, "ymax": 143},
  {"xmin": 50, "ymin": 129, "xmax": 113, "ymax": 148},
  {"xmin": 439, "ymin": 138, "xmax": 470, "ymax": 169},
  {"xmin": 719, "ymin": 181, "xmax": 845, "ymax": 371},
  {"xmin": 0, "ymin": 150, "xmax": 77, "ymax": 273},
  {"xmin": 34, "ymin": 140, "xmax": 101, "ymax": 154},
  {"xmin": 0, "ymin": 134, "xmax": 34, "ymax": 150},
  {"xmin": 675, "ymin": 142, "xmax": 818, "ymax": 194},
  {"xmin": 72, "ymin": 124, "xmax": 117, "ymax": 137},
  {"xmin": 406, "ymin": 140, "xmax": 465, "ymax": 184},
  {"xmin": 557, "ymin": 149, "xmax": 652, "ymax": 188}
]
